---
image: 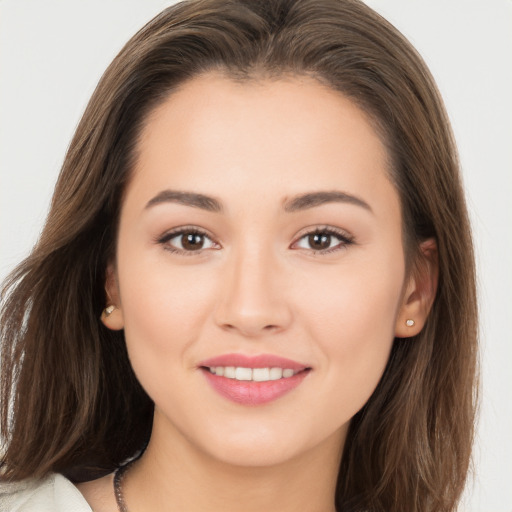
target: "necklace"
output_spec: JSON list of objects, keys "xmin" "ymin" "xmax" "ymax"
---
[{"xmin": 113, "ymin": 462, "xmax": 132, "ymax": 512}]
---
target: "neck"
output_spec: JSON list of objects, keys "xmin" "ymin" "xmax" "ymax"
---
[{"xmin": 122, "ymin": 412, "xmax": 345, "ymax": 512}]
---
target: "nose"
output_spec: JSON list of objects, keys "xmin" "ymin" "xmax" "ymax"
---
[{"xmin": 214, "ymin": 246, "xmax": 293, "ymax": 338}]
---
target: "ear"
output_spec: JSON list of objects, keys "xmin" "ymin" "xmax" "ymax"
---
[
  {"xmin": 395, "ymin": 238, "xmax": 438, "ymax": 338},
  {"xmin": 100, "ymin": 264, "xmax": 125, "ymax": 331}
]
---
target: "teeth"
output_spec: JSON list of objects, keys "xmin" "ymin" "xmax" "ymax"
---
[
  {"xmin": 253, "ymin": 368, "xmax": 270, "ymax": 382},
  {"xmin": 224, "ymin": 366, "xmax": 236, "ymax": 379},
  {"xmin": 208, "ymin": 366, "xmax": 298, "ymax": 382},
  {"xmin": 269, "ymin": 367, "xmax": 283, "ymax": 380},
  {"xmin": 235, "ymin": 367, "xmax": 252, "ymax": 381}
]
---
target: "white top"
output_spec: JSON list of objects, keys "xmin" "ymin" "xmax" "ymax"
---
[{"xmin": 0, "ymin": 473, "xmax": 92, "ymax": 512}]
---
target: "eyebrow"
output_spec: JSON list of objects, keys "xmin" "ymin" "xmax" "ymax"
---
[
  {"xmin": 145, "ymin": 189, "xmax": 372, "ymax": 214},
  {"xmin": 145, "ymin": 190, "xmax": 223, "ymax": 213},
  {"xmin": 283, "ymin": 190, "xmax": 372, "ymax": 213}
]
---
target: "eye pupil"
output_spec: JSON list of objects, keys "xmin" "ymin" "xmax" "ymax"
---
[
  {"xmin": 182, "ymin": 233, "xmax": 204, "ymax": 250},
  {"xmin": 308, "ymin": 233, "xmax": 331, "ymax": 250}
]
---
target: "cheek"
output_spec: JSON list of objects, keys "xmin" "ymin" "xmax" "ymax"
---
[
  {"xmin": 297, "ymin": 252, "xmax": 404, "ymax": 408},
  {"xmin": 116, "ymin": 244, "xmax": 218, "ymax": 372},
  {"xmin": 117, "ymin": 262, "xmax": 221, "ymax": 419}
]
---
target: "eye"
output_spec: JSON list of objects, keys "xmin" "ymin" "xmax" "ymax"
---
[
  {"xmin": 292, "ymin": 227, "xmax": 353, "ymax": 254},
  {"xmin": 157, "ymin": 228, "xmax": 219, "ymax": 254}
]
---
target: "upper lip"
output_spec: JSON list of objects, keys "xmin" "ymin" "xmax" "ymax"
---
[{"xmin": 199, "ymin": 353, "xmax": 310, "ymax": 372}]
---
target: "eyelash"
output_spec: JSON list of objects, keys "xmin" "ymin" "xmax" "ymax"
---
[
  {"xmin": 292, "ymin": 226, "xmax": 354, "ymax": 255},
  {"xmin": 156, "ymin": 225, "xmax": 354, "ymax": 256},
  {"xmin": 156, "ymin": 226, "xmax": 218, "ymax": 257}
]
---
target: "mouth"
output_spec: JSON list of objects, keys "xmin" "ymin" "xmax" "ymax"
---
[
  {"xmin": 201, "ymin": 365, "xmax": 305, "ymax": 382},
  {"xmin": 198, "ymin": 354, "xmax": 312, "ymax": 405}
]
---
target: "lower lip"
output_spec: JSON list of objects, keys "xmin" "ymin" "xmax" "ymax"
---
[{"xmin": 201, "ymin": 369, "xmax": 310, "ymax": 406}]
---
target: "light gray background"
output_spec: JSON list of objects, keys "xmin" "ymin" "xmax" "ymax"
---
[{"xmin": 1, "ymin": 1, "xmax": 511, "ymax": 510}]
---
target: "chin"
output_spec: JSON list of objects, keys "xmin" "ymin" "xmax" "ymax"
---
[{"xmin": 204, "ymin": 436, "xmax": 304, "ymax": 468}]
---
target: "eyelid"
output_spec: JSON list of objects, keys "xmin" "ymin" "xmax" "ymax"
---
[
  {"xmin": 156, "ymin": 225, "xmax": 221, "ymax": 255},
  {"xmin": 155, "ymin": 224, "xmax": 354, "ymax": 256},
  {"xmin": 290, "ymin": 225, "xmax": 354, "ymax": 254}
]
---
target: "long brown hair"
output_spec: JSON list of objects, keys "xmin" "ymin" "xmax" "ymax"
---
[{"xmin": 1, "ymin": 1, "xmax": 478, "ymax": 510}]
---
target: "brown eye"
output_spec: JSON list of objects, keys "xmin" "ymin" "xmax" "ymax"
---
[
  {"xmin": 293, "ymin": 228, "xmax": 353, "ymax": 253},
  {"xmin": 308, "ymin": 233, "xmax": 332, "ymax": 250},
  {"xmin": 181, "ymin": 233, "xmax": 205, "ymax": 251},
  {"xmin": 160, "ymin": 229, "xmax": 217, "ymax": 253}
]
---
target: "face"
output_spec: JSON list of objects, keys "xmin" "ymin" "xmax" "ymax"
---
[{"xmin": 104, "ymin": 73, "xmax": 420, "ymax": 468}]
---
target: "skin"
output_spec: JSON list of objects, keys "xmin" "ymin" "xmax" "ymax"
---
[{"xmin": 78, "ymin": 73, "xmax": 436, "ymax": 512}]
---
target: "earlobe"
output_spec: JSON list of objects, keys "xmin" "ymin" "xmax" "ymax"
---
[
  {"xmin": 101, "ymin": 265, "xmax": 125, "ymax": 331},
  {"xmin": 395, "ymin": 238, "xmax": 438, "ymax": 338}
]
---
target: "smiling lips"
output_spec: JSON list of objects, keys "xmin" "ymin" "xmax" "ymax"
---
[{"xmin": 199, "ymin": 354, "xmax": 311, "ymax": 406}]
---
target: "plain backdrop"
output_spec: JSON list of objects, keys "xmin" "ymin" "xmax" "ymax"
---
[{"xmin": 1, "ymin": 1, "xmax": 511, "ymax": 510}]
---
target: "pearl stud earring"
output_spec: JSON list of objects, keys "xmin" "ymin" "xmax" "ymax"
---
[
  {"xmin": 405, "ymin": 319, "xmax": 415, "ymax": 327},
  {"xmin": 103, "ymin": 305, "xmax": 116, "ymax": 317}
]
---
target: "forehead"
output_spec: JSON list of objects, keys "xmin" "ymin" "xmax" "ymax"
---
[{"xmin": 128, "ymin": 72, "xmax": 397, "ymax": 217}]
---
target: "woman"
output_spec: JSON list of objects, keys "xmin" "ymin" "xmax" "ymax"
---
[{"xmin": 0, "ymin": 0, "xmax": 477, "ymax": 511}]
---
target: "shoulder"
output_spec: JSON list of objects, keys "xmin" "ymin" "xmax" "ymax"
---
[{"xmin": 0, "ymin": 473, "xmax": 92, "ymax": 512}]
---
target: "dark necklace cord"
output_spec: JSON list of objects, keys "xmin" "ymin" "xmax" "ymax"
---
[
  {"xmin": 113, "ymin": 445, "xmax": 147, "ymax": 512},
  {"xmin": 113, "ymin": 461, "xmax": 133, "ymax": 512}
]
